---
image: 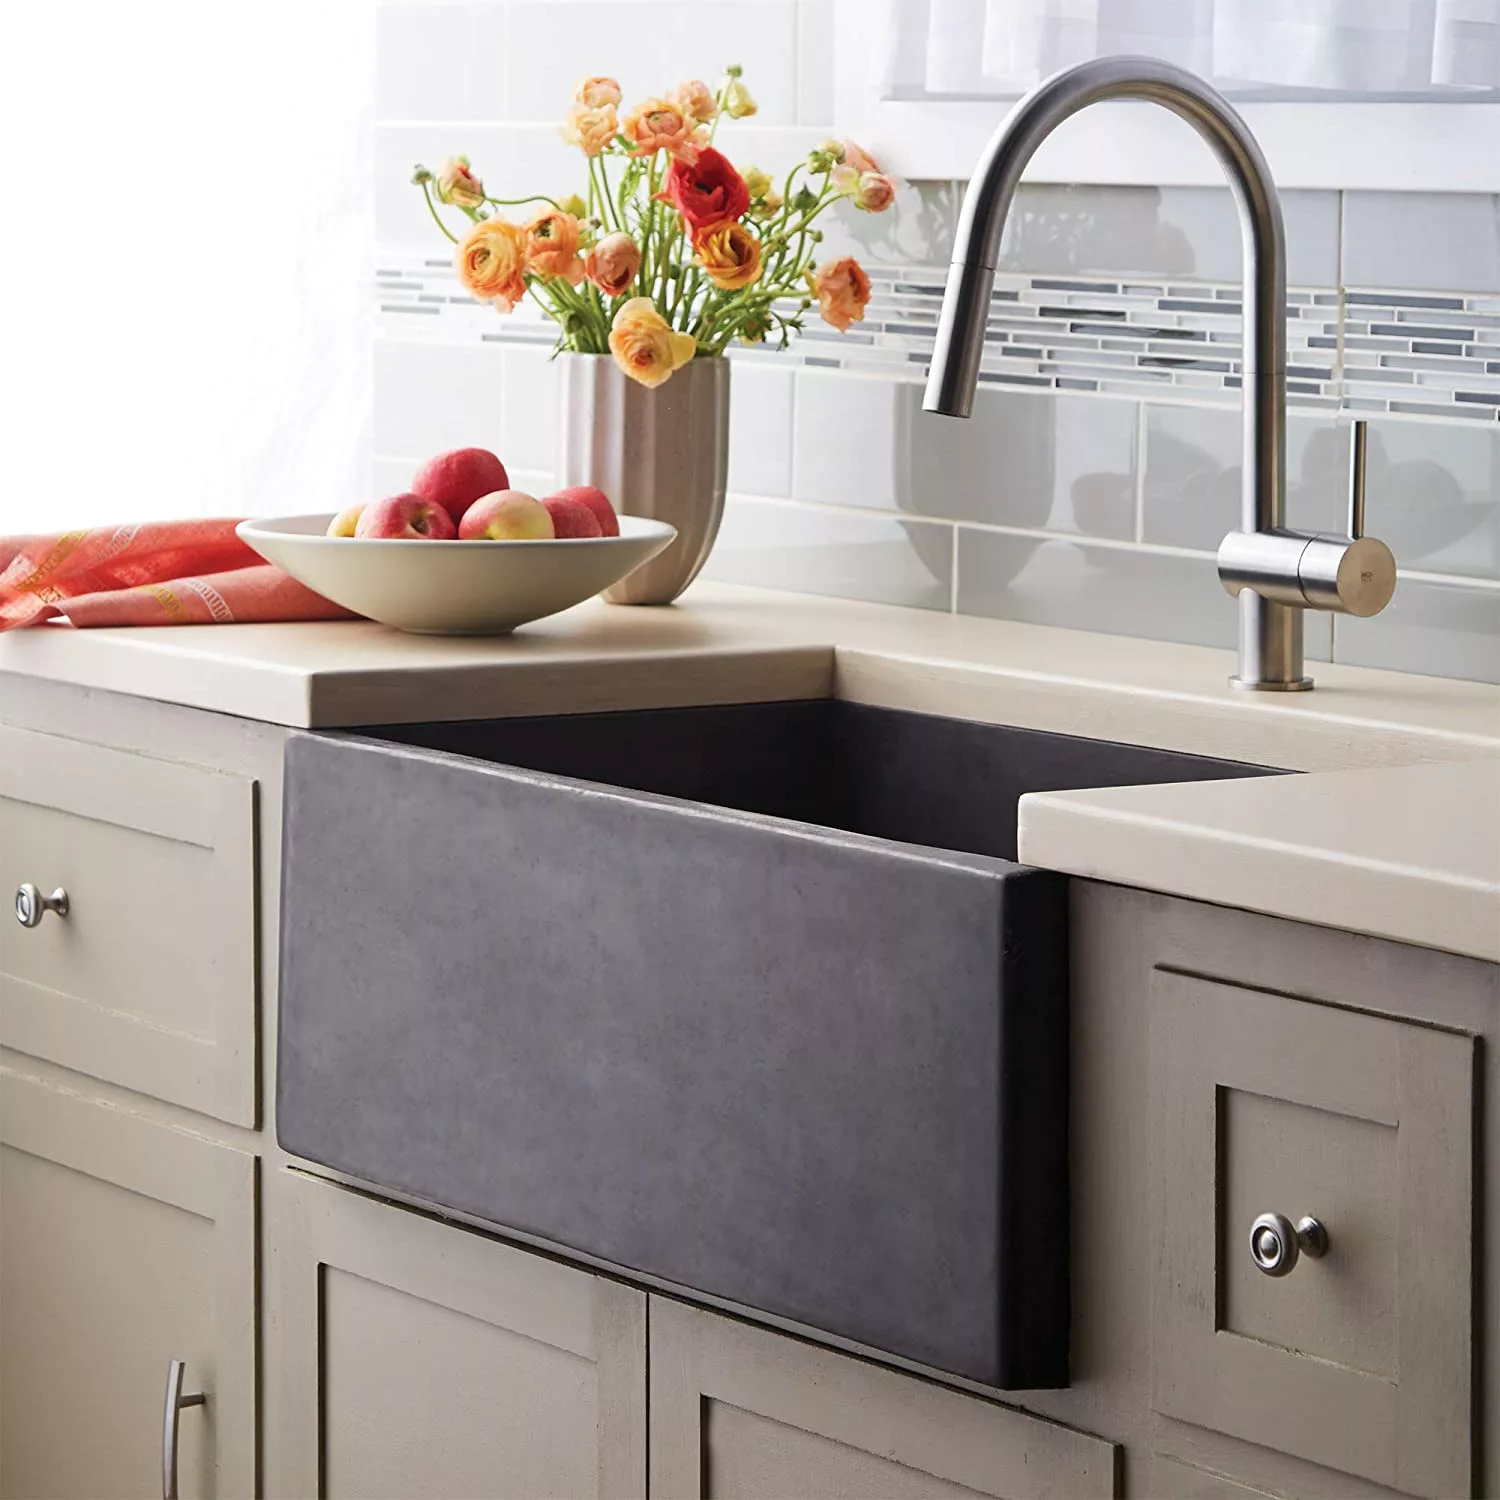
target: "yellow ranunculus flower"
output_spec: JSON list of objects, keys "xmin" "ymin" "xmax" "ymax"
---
[
  {"xmin": 693, "ymin": 220, "xmax": 762, "ymax": 291},
  {"xmin": 608, "ymin": 298, "xmax": 697, "ymax": 388}
]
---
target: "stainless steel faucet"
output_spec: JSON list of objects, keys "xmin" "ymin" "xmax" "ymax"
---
[{"xmin": 923, "ymin": 56, "xmax": 1396, "ymax": 691}]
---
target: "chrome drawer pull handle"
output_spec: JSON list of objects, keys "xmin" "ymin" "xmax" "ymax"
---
[
  {"xmin": 1249, "ymin": 1212, "xmax": 1329, "ymax": 1277},
  {"xmin": 14, "ymin": 883, "xmax": 68, "ymax": 928},
  {"xmin": 162, "ymin": 1358, "xmax": 206, "ymax": 1500}
]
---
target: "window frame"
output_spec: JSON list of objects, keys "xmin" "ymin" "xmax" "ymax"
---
[{"xmin": 833, "ymin": 0, "xmax": 1500, "ymax": 192}]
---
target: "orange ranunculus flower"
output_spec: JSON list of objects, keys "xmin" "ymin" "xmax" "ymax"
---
[
  {"xmin": 620, "ymin": 97, "xmax": 704, "ymax": 162},
  {"xmin": 608, "ymin": 297, "xmax": 697, "ymax": 388},
  {"xmin": 456, "ymin": 217, "xmax": 529, "ymax": 312},
  {"xmin": 574, "ymin": 75, "xmax": 622, "ymax": 108},
  {"xmin": 435, "ymin": 155, "xmax": 484, "ymax": 209},
  {"xmin": 671, "ymin": 79, "xmax": 718, "ymax": 123},
  {"xmin": 524, "ymin": 208, "xmax": 584, "ymax": 284},
  {"xmin": 692, "ymin": 220, "xmax": 762, "ymax": 291},
  {"xmin": 841, "ymin": 140, "xmax": 879, "ymax": 173},
  {"xmin": 563, "ymin": 102, "xmax": 618, "ymax": 157},
  {"xmin": 583, "ymin": 232, "xmax": 641, "ymax": 297},
  {"xmin": 808, "ymin": 257, "xmax": 871, "ymax": 333}
]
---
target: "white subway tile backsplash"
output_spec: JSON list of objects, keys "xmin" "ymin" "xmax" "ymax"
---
[
  {"xmin": 955, "ymin": 530, "xmax": 1255, "ymax": 652},
  {"xmin": 792, "ymin": 370, "xmax": 906, "ymax": 509},
  {"xmin": 703, "ymin": 496, "xmax": 954, "ymax": 609},
  {"xmin": 727, "ymin": 361, "xmax": 795, "ymax": 496},
  {"xmin": 996, "ymin": 185, "xmax": 1341, "ymax": 288},
  {"xmin": 1141, "ymin": 405, "xmax": 1346, "ymax": 551},
  {"xmin": 818, "ymin": 180, "xmax": 964, "ymax": 268},
  {"xmin": 499, "ymin": 346, "xmax": 562, "ymax": 472},
  {"xmin": 796, "ymin": 0, "xmax": 835, "ymax": 126},
  {"xmin": 1342, "ymin": 193, "xmax": 1500, "ymax": 295},
  {"xmin": 1363, "ymin": 418, "xmax": 1499, "ymax": 583},
  {"xmin": 504, "ymin": 1, "xmax": 799, "ymax": 126},
  {"xmin": 791, "ymin": 372, "xmax": 1137, "ymax": 538},
  {"xmin": 374, "ymin": 337, "xmax": 506, "ymax": 457},
  {"xmin": 1333, "ymin": 577, "xmax": 1500, "ymax": 684},
  {"xmin": 377, "ymin": 4, "xmax": 509, "ymax": 122}
]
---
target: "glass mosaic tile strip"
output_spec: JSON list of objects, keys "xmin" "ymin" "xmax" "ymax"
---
[{"xmin": 373, "ymin": 254, "xmax": 1500, "ymax": 422}]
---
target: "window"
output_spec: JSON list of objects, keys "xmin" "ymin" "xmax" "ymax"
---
[{"xmin": 836, "ymin": 0, "xmax": 1500, "ymax": 188}]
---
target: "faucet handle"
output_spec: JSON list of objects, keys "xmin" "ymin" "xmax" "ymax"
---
[
  {"xmin": 1292, "ymin": 418, "xmax": 1394, "ymax": 617},
  {"xmin": 1348, "ymin": 419, "xmax": 1368, "ymax": 541}
]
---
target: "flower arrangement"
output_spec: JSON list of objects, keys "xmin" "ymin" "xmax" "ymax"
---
[{"xmin": 412, "ymin": 66, "xmax": 894, "ymax": 390}]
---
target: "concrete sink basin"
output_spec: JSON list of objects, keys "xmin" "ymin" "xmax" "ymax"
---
[{"xmin": 276, "ymin": 700, "xmax": 1270, "ymax": 1388}]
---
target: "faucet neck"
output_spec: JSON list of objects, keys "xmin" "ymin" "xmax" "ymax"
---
[{"xmin": 930, "ymin": 55, "xmax": 1288, "ymax": 538}]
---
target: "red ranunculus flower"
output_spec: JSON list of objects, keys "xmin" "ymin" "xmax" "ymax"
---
[{"xmin": 661, "ymin": 147, "xmax": 750, "ymax": 231}]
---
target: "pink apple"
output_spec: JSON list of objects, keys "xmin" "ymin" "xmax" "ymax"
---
[
  {"xmin": 458, "ymin": 489, "xmax": 555, "ymax": 541},
  {"xmin": 326, "ymin": 502, "xmax": 366, "ymax": 538},
  {"xmin": 544, "ymin": 484, "xmax": 619, "ymax": 537},
  {"xmin": 412, "ymin": 447, "xmax": 510, "ymax": 524},
  {"xmin": 355, "ymin": 492, "xmax": 458, "ymax": 540},
  {"xmin": 541, "ymin": 494, "xmax": 603, "ymax": 538}
]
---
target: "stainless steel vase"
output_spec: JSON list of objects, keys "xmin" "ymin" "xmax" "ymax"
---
[{"xmin": 556, "ymin": 352, "xmax": 731, "ymax": 605}]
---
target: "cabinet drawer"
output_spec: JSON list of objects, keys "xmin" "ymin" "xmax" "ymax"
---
[
  {"xmin": 0, "ymin": 726, "xmax": 256, "ymax": 1124},
  {"xmin": 1150, "ymin": 971, "xmax": 1474, "ymax": 1498}
]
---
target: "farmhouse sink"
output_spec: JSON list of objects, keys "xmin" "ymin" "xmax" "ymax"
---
[{"xmin": 277, "ymin": 700, "xmax": 1272, "ymax": 1388}]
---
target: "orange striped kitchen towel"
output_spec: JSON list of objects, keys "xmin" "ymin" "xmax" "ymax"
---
[{"xmin": 0, "ymin": 520, "xmax": 355, "ymax": 630}]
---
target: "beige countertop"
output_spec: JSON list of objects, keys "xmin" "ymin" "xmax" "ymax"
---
[{"xmin": 3, "ymin": 581, "xmax": 1497, "ymax": 960}]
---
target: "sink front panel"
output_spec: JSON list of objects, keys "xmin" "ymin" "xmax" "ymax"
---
[{"xmin": 277, "ymin": 705, "xmax": 1271, "ymax": 1389}]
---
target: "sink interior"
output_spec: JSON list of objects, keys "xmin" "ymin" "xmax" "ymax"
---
[{"xmin": 371, "ymin": 699, "xmax": 1277, "ymax": 863}]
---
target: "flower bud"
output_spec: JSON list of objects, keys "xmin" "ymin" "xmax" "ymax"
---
[
  {"xmin": 411, "ymin": 164, "xmax": 434, "ymax": 186},
  {"xmin": 722, "ymin": 77, "xmax": 757, "ymax": 118},
  {"xmin": 557, "ymin": 192, "xmax": 588, "ymax": 220}
]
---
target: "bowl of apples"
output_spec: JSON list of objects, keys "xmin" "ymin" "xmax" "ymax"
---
[{"xmin": 238, "ymin": 448, "xmax": 676, "ymax": 635}]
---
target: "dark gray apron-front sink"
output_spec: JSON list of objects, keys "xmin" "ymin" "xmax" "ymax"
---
[{"xmin": 277, "ymin": 701, "xmax": 1271, "ymax": 1389}]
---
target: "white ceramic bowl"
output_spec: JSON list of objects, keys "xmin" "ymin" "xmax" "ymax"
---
[{"xmin": 237, "ymin": 513, "xmax": 677, "ymax": 635}]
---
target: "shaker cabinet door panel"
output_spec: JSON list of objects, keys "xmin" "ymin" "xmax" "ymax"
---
[
  {"xmin": 267, "ymin": 1169, "xmax": 646, "ymax": 1500},
  {"xmin": 648, "ymin": 1297, "xmax": 1117, "ymax": 1500},
  {"xmin": 1149, "ymin": 970, "xmax": 1474, "ymax": 1498},
  {"xmin": 0, "ymin": 725, "xmax": 257, "ymax": 1125},
  {"xmin": 0, "ymin": 1069, "xmax": 257, "ymax": 1500}
]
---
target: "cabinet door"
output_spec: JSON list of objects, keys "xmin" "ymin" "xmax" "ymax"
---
[
  {"xmin": 0, "ymin": 725, "xmax": 257, "ymax": 1126},
  {"xmin": 1150, "ymin": 971, "xmax": 1474, "ymax": 1497},
  {"xmin": 268, "ymin": 1169, "xmax": 646, "ymax": 1500},
  {"xmin": 0, "ymin": 1069, "xmax": 256, "ymax": 1499},
  {"xmin": 649, "ymin": 1297, "xmax": 1117, "ymax": 1499}
]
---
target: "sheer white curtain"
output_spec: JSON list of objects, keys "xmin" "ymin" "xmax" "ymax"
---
[{"xmin": 877, "ymin": 0, "xmax": 1500, "ymax": 96}]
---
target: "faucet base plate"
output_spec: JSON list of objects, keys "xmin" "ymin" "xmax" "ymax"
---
[{"xmin": 1228, "ymin": 675, "xmax": 1314, "ymax": 692}]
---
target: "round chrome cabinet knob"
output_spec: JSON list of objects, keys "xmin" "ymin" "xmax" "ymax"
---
[
  {"xmin": 15, "ymin": 883, "xmax": 69, "ymax": 929},
  {"xmin": 1249, "ymin": 1212, "xmax": 1328, "ymax": 1277}
]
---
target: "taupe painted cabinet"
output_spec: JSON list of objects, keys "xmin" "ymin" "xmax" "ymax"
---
[
  {"xmin": 266, "ymin": 1169, "xmax": 647, "ymax": 1500},
  {"xmin": 0, "ymin": 672, "xmax": 1494, "ymax": 1500},
  {"xmin": 0, "ymin": 1070, "xmax": 256, "ymax": 1499}
]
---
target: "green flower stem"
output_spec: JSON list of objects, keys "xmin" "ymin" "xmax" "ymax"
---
[
  {"xmin": 421, "ymin": 183, "xmax": 460, "ymax": 244},
  {"xmin": 483, "ymin": 193, "xmax": 563, "ymax": 212}
]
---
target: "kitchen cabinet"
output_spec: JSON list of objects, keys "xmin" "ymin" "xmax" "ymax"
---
[
  {"xmin": 0, "ymin": 723, "xmax": 258, "ymax": 1127},
  {"xmin": 649, "ymin": 1297, "xmax": 1117, "ymax": 1498},
  {"xmin": 266, "ymin": 1168, "xmax": 646, "ymax": 1500},
  {"xmin": 0, "ymin": 1068, "xmax": 256, "ymax": 1500},
  {"xmin": 0, "ymin": 666, "xmax": 1494, "ymax": 1500}
]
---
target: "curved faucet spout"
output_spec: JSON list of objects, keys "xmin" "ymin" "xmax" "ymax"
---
[
  {"xmin": 923, "ymin": 56, "xmax": 1397, "ymax": 692},
  {"xmin": 924, "ymin": 55, "xmax": 1286, "ymax": 541}
]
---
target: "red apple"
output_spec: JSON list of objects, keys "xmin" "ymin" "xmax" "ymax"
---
[
  {"xmin": 326, "ymin": 502, "xmax": 365, "ymax": 537},
  {"xmin": 544, "ymin": 485, "xmax": 618, "ymax": 537},
  {"xmin": 458, "ymin": 490, "xmax": 555, "ymax": 540},
  {"xmin": 541, "ymin": 494, "xmax": 603, "ymax": 538},
  {"xmin": 412, "ymin": 447, "xmax": 511, "ymax": 524},
  {"xmin": 355, "ymin": 492, "xmax": 457, "ymax": 540}
]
